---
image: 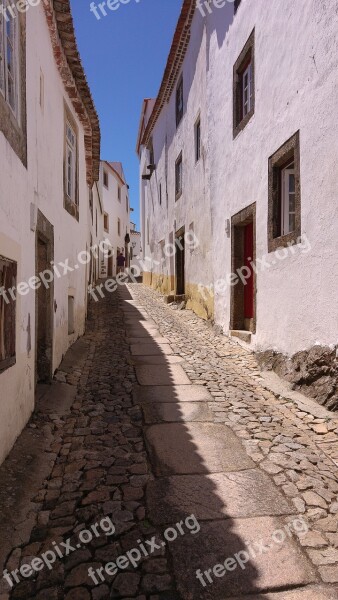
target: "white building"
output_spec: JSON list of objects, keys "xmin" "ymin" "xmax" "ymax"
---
[
  {"xmin": 138, "ymin": 0, "xmax": 338, "ymax": 406},
  {"xmin": 100, "ymin": 161, "xmax": 131, "ymax": 277},
  {"xmin": 0, "ymin": 0, "xmax": 101, "ymax": 463},
  {"xmin": 130, "ymin": 222, "xmax": 143, "ymax": 276}
]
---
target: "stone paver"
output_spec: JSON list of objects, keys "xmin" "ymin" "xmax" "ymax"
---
[
  {"xmin": 145, "ymin": 422, "xmax": 255, "ymax": 475},
  {"xmin": 142, "ymin": 401, "xmax": 213, "ymax": 424},
  {"xmin": 147, "ymin": 471, "xmax": 292, "ymax": 523},
  {"xmin": 171, "ymin": 517, "xmax": 317, "ymax": 598},
  {"xmin": 136, "ymin": 364, "xmax": 191, "ymax": 386},
  {"xmin": 134, "ymin": 384, "xmax": 212, "ymax": 403}
]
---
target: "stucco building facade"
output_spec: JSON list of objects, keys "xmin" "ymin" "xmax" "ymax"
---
[
  {"xmin": 138, "ymin": 0, "xmax": 338, "ymax": 406},
  {"xmin": 0, "ymin": 0, "xmax": 101, "ymax": 463},
  {"xmin": 100, "ymin": 161, "xmax": 131, "ymax": 277}
]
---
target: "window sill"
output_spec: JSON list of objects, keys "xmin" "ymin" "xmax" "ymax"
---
[
  {"xmin": 233, "ymin": 108, "xmax": 254, "ymax": 139},
  {"xmin": 0, "ymin": 356, "xmax": 16, "ymax": 375},
  {"xmin": 268, "ymin": 230, "xmax": 301, "ymax": 254},
  {"xmin": 64, "ymin": 196, "xmax": 79, "ymax": 221}
]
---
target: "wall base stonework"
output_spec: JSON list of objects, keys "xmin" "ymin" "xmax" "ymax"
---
[
  {"xmin": 142, "ymin": 273, "xmax": 214, "ymax": 321},
  {"xmin": 257, "ymin": 346, "xmax": 338, "ymax": 412}
]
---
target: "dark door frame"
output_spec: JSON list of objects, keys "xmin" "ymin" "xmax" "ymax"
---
[
  {"xmin": 175, "ymin": 226, "xmax": 185, "ymax": 296},
  {"xmin": 35, "ymin": 210, "xmax": 54, "ymax": 385},
  {"xmin": 230, "ymin": 203, "xmax": 256, "ymax": 333}
]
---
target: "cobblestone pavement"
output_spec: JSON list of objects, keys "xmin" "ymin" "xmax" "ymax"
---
[{"xmin": 0, "ymin": 283, "xmax": 337, "ymax": 600}]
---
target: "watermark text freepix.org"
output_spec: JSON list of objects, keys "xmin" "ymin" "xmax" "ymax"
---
[
  {"xmin": 90, "ymin": 0, "xmax": 142, "ymax": 20},
  {"xmin": 88, "ymin": 514, "xmax": 201, "ymax": 585},
  {"xmin": 2, "ymin": 516, "xmax": 115, "ymax": 589},
  {"xmin": 196, "ymin": 517, "xmax": 308, "ymax": 588},
  {"xmin": 0, "ymin": 239, "xmax": 112, "ymax": 305}
]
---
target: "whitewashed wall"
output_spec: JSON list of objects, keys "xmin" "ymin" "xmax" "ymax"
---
[
  {"xmin": 101, "ymin": 163, "xmax": 130, "ymax": 276},
  {"xmin": 140, "ymin": 0, "xmax": 338, "ymax": 356},
  {"xmin": 207, "ymin": 0, "xmax": 338, "ymax": 355},
  {"xmin": 0, "ymin": 3, "xmax": 94, "ymax": 464}
]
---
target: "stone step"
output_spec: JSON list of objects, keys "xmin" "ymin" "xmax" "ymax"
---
[
  {"xmin": 145, "ymin": 422, "xmax": 255, "ymax": 475},
  {"xmin": 147, "ymin": 470, "xmax": 292, "ymax": 524}
]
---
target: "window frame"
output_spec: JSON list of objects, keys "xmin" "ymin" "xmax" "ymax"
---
[
  {"xmin": 268, "ymin": 131, "xmax": 301, "ymax": 253},
  {"xmin": 233, "ymin": 29, "xmax": 255, "ymax": 138},
  {"xmin": 176, "ymin": 75, "xmax": 184, "ymax": 128},
  {"xmin": 103, "ymin": 170, "xmax": 109, "ymax": 189},
  {"xmin": 64, "ymin": 105, "xmax": 79, "ymax": 220},
  {"xmin": 195, "ymin": 115, "xmax": 201, "ymax": 163},
  {"xmin": 0, "ymin": 6, "xmax": 26, "ymax": 165},
  {"xmin": 175, "ymin": 152, "xmax": 183, "ymax": 200},
  {"xmin": 0, "ymin": 3, "xmax": 19, "ymax": 119},
  {"xmin": 0, "ymin": 255, "xmax": 17, "ymax": 374},
  {"xmin": 104, "ymin": 212, "xmax": 109, "ymax": 233}
]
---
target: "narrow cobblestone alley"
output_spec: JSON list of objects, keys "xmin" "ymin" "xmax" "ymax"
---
[{"xmin": 0, "ymin": 284, "xmax": 337, "ymax": 600}]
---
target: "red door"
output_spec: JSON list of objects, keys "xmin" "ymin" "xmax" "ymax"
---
[{"xmin": 244, "ymin": 222, "xmax": 254, "ymax": 320}]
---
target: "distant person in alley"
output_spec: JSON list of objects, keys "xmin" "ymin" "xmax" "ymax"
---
[{"xmin": 117, "ymin": 251, "xmax": 125, "ymax": 274}]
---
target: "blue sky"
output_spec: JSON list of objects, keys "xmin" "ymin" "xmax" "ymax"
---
[{"xmin": 70, "ymin": 0, "xmax": 183, "ymax": 229}]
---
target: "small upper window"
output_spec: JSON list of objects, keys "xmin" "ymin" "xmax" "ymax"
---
[
  {"xmin": 159, "ymin": 182, "xmax": 162, "ymax": 205},
  {"xmin": 176, "ymin": 76, "xmax": 183, "ymax": 127},
  {"xmin": 103, "ymin": 171, "xmax": 109, "ymax": 188},
  {"xmin": 118, "ymin": 186, "xmax": 121, "ymax": 202},
  {"xmin": 281, "ymin": 162, "xmax": 296, "ymax": 236},
  {"xmin": 233, "ymin": 30, "xmax": 255, "ymax": 138},
  {"xmin": 66, "ymin": 122, "xmax": 76, "ymax": 202},
  {"xmin": 195, "ymin": 116, "xmax": 201, "ymax": 163},
  {"xmin": 0, "ymin": 256, "xmax": 17, "ymax": 373},
  {"xmin": 0, "ymin": 5, "xmax": 19, "ymax": 118},
  {"xmin": 126, "ymin": 196, "xmax": 128, "ymax": 213},
  {"xmin": 234, "ymin": 0, "xmax": 242, "ymax": 13},
  {"xmin": 104, "ymin": 212, "xmax": 109, "ymax": 232},
  {"xmin": 117, "ymin": 218, "xmax": 121, "ymax": 236},
  {"xmin": 175, "ymin": 153, "xmax": 183, "ymax": 200}
]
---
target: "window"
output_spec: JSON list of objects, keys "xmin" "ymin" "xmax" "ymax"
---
[
  {"xmin": 0, "ymin": 4, "xmax": 26, "ymax": 165},
  {"xmin": 117, "ymin": 218, "xmax": 121, "ymax": 236},
  {"xmin": 159, "ymin": 182, "xmax": 162, "ymax": 205},
  {"xmin": 175, "ymin": 153, "xmax": 183, "ymax": 200},
  {"xmin": 268, "ymin": 131, "xmax": 301, "ymax": 252},
  {"xmin": 103, "ymin": 171, "xmax": 109, "ymax": 188},
  {"xmin": 118, "ymin": 186, "xmax": 121, "ymax": 202},
  {"xmin": 64, "ymin": 109, "xmax": 78, "ymax": 219},
  {"xmin": 233, "ymin": 30, "xmax": 255, "ymax": 138},
  {"xmin": 281, "ymin": 162, "xmax": 296, "ymax": 236},
  {"xmin": 147, "ymin": 218, "xmax": 149, "ymax": 245},
  {"xmin": 126, "ymin": 196, "xmax": 128, "ymax": 213},
  {"xmin": 68, "ymin": 296, "xmax": 75, "ymax": 335},
  {"xmin": 66, "ymin": 122, "xmax": 76, "ymax": 200},
  {"xmin": 104, "ymin": 212, "xmax": 109, "ymax": 232},
  {"xmin": 0, "ymin": 256, "xmax": 17, "ymax": 373},
  {"xmin": 195, "ymin": 116, "xmax": 201, "ymax": 162},
  {"xmin": 39, "ymin": 69, "xmax": 44, "ymax": 112},
  {"xmin": 234, "ymin": 0, "xmax": 242, "ymax": 13},
  {"xmin": 0, "ymin": 5, "xmax": 19, "ymax": 116},
  {"xmin": 176, "ymin": 76, "xmax": 183, "ymax": 127},
  {"xmin": 89, "ymin": 187, "xmax": 93, "ymax": 223}
]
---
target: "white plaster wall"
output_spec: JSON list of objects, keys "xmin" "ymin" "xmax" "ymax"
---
[
  {"xmin": 207, "ymin": 0, "xmax": 338, "ymax": 355},
  {"xmin": 101, "ymin": 163, "xmax": 130, "ymax": 275},
  {"xmin": 0, "ymin": 4, "xmax": 94, "ymax": 463},
  {"xmin": 140, "ymin": 11, "xmax": 214, "ymax": 290}
]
